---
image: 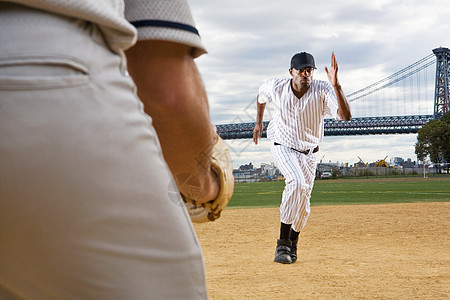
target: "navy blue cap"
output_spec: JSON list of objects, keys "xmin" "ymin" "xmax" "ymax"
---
[{"xmin": 290, "ymin": 52, "xmax": 316, "ymax": 70}]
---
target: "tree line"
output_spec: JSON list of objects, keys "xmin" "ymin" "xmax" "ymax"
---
[{"xmin": 415, "ymin": 111, "xmax": 450, "ymax": 173}]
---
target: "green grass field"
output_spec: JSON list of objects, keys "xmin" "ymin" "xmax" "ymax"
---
[{"xmin": 229, "ymin": 176, "xmax": 450, "ymax": 208}]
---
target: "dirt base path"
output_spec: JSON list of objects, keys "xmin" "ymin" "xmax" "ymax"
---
[{"xmin": 194, "ymin": 202, "xmax": 449, "ymax": 299}]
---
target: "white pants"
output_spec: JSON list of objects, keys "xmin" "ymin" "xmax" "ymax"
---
[
  {"xmin": 0, "ymin": 3, "xmax": 207, "ymax": 299},
  {"xmin": 271, "ymin": 144, "xmax": 317, "ymax": 232}
]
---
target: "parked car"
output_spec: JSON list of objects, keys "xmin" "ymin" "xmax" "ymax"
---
[{"xmin": 321, "ymin": 171, "xmax": 332, "ymax": 179}]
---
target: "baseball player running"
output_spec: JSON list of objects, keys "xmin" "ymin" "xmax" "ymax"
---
[{"xmin": 253, "ymin": 52, "xmax": 351, "ymax": 264}]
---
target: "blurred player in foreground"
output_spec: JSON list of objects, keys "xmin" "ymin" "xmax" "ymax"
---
[{"xmin": 0, "ymin": 1, "xmax": 233, "ymax": 299}]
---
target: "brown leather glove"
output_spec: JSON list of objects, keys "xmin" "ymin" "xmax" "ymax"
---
[{"xmin": 182, "ymin": 137, "xmax": 234, "ymax": 222}]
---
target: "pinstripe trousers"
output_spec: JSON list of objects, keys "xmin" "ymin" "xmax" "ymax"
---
[{"xmin": 271, "ymin": 144, "xmax": 318, "ymax": 232}]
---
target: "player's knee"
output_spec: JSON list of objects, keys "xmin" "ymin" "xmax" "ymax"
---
[{"xmin": 287, "ymin": 177, "xmax": 304, "ymax": 191}]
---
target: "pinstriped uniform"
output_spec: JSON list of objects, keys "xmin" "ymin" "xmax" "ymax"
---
[{"xmin": 258, "ymin": 77, "xmax": 339, "ymax": 232}]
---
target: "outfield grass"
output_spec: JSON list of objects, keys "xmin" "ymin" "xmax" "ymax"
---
[{"xmin": 228, "ymin": 176, "xmax": 450, "ymax": 208}]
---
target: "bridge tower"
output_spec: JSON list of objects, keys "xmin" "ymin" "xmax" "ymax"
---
[{"xmin": 433, "ymin": 47, "xmax": 450, "ymax": 118}]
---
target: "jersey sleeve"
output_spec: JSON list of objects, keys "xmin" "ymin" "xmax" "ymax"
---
[
  {"xmin": 257, "ymin": 79, "xmax": 274, "ymax": 104},
  {"xmin": 124, "ymin": 0, "xmax": 206, "ymax": 58},
  {"xmin": 322, "ymin": 82, "xmax": 339, "ymax": 119}
]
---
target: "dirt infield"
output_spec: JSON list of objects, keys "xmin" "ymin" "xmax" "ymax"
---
[{"xmin": 194, "ymin": 202, "xmax": 449, "ymax": 299}]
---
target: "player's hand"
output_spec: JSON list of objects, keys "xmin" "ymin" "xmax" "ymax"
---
[
  {"xmin": 182, "ymin": 137, "xmax": 234, "ymax": 222},
  {"xmin": 253, "ymin": 122, "xmax": 263, "ymax": 145},
  {"xmin": 325, "ymin": 52, "xmax": 340, "ymax": 87},
  {"xmin": 196, "ymin": 125, "xmax": 219, "ymax": 203}
]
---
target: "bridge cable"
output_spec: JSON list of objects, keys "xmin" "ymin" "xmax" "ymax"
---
[
  {"xmin": 347, "ymin": 54, "xmax": 435, "ymax": 102},
  {"xmin": 348, "ymin": 59, "xmax": 435, "ymax": 102}
]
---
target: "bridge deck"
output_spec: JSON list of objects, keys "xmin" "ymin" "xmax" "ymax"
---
[{"xmin": 216, "ymin": 115, "xmax": 435, "ymax": 139}]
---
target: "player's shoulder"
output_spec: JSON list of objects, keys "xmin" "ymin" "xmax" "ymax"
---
[
  {"xmin": 312, "ymin": 79, "xmax": 331, "ymax": 87},
  {"xmin": 312, "ymin": 79, "xmax": 333, "ymax": 91},
  {"xmin": 261, "ymin": 77, "xmax": 290, "ymax": 89}
]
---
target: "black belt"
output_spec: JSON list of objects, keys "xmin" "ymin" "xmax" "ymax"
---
[{"xmin": 274, "ymin": 142, "xmax": 319, "ymax": 155}]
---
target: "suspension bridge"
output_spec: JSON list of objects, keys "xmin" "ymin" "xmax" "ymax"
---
[{"xmin": 217, "ymin": 47, "xmax": 450, "ymax": 139}]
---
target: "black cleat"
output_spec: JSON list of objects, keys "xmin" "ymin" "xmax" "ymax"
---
[
  {"xmin": 290, "ymin": 237, "xmax": 298, "ymax": 263},
  {"xmin": 274, "ymin": 239, "xmax": 293, "ymax": 264}
]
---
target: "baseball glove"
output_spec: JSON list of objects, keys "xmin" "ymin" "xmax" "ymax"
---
[{"xmin": 182, "ymin": 137, "xmax": 234, "ymax": 222}]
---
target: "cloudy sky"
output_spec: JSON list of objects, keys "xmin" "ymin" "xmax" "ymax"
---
[{"xmin": 188, "ymin": 0, "xmax": 450, "ymax": 168}]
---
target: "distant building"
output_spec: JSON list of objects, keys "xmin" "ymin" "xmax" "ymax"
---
[
  {"xmin": 233, "ymin": 156, "xmax": 420, "ymax": 182},
  {"xmin": 233, "ymin": 162, "xmax": 281, "ymax": 182},
  {"xmin": 260, "ymin": 163, "xmax": 277, "ymax": 177},
  {"xmin": 238, "ymin": 163, "xmax": 254, "ymax": 171},
  {"xmin": 393, "ymin": 157, "xmax": 404, "ymax": 166},
  {"xmin": 393, "ymin": 157, "xmax": 416, "ymax": 168},
  {"xmin": 403, "ymin": 158, "xmax": 416, "ymax": 168},
  {"xmin": 317, "ymin": 162, "xmax": 340, "ymax": 171}
]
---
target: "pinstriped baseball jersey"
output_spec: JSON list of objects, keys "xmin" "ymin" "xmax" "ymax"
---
[{"xmin": 258, "ymin": 77, "xmax": 339, "ymax": 151}]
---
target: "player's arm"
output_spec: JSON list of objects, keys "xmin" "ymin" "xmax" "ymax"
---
[
  {"xmin": 334, "ymin": 84, "xmax": 351, "ymax": 121},
  {"xmin": 325, "ymin": 52, "xmax": 352, "ymax": 121},
  {"xmin": 125, "ymin": 40, "xmax": 219, "ymax": 203},
  {"xmin": 336, "ymin": 93, "xmax": 351, "ymax": 121},
  {"xmin": 253, "ymin": 95, "xmax": 266, "ymax": 145}
]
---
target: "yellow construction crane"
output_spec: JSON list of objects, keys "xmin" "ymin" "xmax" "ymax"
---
[
  {"xmin": 374, "ymin": 156, "xmax": 389, "ymax": 168},
  {"xmin": 357, "ymin": 156, "xmax": 369, "ymax": 167}
]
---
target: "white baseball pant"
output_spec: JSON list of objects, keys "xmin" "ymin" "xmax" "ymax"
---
[{"xmin": 271, "ymin": 144, "xmax": 318, "ymax": 232}]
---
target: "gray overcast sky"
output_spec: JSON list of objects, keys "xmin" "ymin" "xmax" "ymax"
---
[{"xmin": 188, "ymin": 0, "xmax": 450, "ymax": 168}]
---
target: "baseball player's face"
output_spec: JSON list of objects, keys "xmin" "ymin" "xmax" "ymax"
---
[{"xmin": 290, "ymin": 67, "xmax": 314, "ymax": 89}]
